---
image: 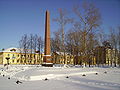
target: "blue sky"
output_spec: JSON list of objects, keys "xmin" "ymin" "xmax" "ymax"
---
[{"xmin": 0, "ymin": 0, "xmax": 120, "ymax": 49}]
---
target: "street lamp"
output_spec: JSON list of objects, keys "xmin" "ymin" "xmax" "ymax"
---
[
  {"xmin": 6, "ymin": 57, "xmax": 10, "ymax": 69},
  {"xmin": 6, "ymin": 57, "xmax": 10, "ymax": 65}
]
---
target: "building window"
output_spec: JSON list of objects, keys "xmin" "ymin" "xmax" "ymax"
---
[
  {"xmin": 24, "ymin": 60, "xmax": 26, "ymax": 63},
  {"xmin": 18, "ymin": 54, "xmax": 19, "ymax": 57},
  {"xmin": 12, "ymin": 60, "xmax": 14, "ymax": 63},
  {"xmin": 8, "ymin": 54, "xmax": 10, "ymax": 56},
  {"xmin": 17, "ymin": 60, "xmax": 19, "ymax": 63},
  {"xmin": 12, "ymin": 57, "xmax": 15, "ymax": 59}
]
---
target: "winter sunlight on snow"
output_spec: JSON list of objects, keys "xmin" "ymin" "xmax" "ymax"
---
[{"xmin": 0, "ymin": 65, "xmax": 120, "ymax": 90}]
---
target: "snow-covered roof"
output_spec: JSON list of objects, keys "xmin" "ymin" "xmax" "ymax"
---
[
  {"xmin": 2, "ymin": 47, "xmax": 20, "ymax": 53},
  {"xmin": 1, "ymin": 47, "xmax": 43, "ymax": 54},
  {"xmin": 55, "ymin": 52, "xmax": 71, "ymax": 55}
]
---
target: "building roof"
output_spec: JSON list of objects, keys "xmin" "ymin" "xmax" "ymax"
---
[
  {"xmin": 0, "ymin": 47, "xmax": 43, "ymax": 54},
  {"xmin": 1, "ymin": 47, "xmax": 20, "ymax": 53},
  {"xmin": 54, "ymin": 52, "xmax": 71, "ymax": 55}
]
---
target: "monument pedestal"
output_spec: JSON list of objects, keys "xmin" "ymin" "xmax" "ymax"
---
[
  {"xmin": 42, "ymin": 55, "xmax": 53, "ymax": 67},
  {"xmin": 42, "ymin": 63, "xmax": 53, "ymax": 67}
]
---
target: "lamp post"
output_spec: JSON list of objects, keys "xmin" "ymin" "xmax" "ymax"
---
[{"xmin": 6, "ymin": 57, "xmax": 10, "ymax": 69}]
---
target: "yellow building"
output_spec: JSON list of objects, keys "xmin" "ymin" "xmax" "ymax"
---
[
  {"xmin": 52, "ymin": 52, "xmax": 96, "ymax": 65},
  {"xmin": 106, "ymin": 48, "xmax": 118, "ymax": 65},
  {"xmin": 94, "ymin": 46, "xmax": 119, "ymax": 66},
  {"xmin": 0, "ymin": 47, "xmax": 43, "ymax": 65},
  {"xmin": 52, "ymin": 52, "xmax": 74, "ymax": 65},
  {"xmin": 1, "ymin": 47, "xmax": 118, "ymax": 66}
]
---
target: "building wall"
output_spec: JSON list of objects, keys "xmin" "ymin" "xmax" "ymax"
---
[
  {"xmin": 0, "ymin": 52, "xmax": 3, "ymax": 64},
  {"xmin": 95, "ymin": 46, "xmax": 106, "ymax": 64},
  {"xmin": 1, "ymin": 47, "xmax": 118, "ymax": 65},
  {"xmin": 106, "ymin": 48, "xmax": 118, "ymax": 65},
  {"xmin": 95, "ymin": 46, "xmax": 119, "ymax": 65},
  {"xmin": 1, "ymin": 52, "xmax": 43, "ymax": 65},
  {"xmin": 52, "ymin": 52, "xmax": 74, "ymax": 65}
]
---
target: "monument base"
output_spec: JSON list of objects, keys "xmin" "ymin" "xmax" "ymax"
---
[
  {"xmin": 42, "ymin": 55, "xmax": 53, "ymax": 67},
  {"xmin": 42, "ymin": 63, "xmax": 53, "ymax": 67}
]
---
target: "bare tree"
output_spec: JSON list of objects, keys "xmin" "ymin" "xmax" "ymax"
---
[
  {"xmin": 104, "ymin": 26, "xmax": 120, "ymax": 67},
  {"xmin": 109, "ymin": 27, "xmax": 118, "ymax": 67},
  {"xmin": 29, "ymin": 34, "xmax": 34, "ymax": 64},
  {"xmin": 18, "ymin": 40, "xmax": 23, "ymax": 64},
  {"xmin": 73, "ymin": 2, "xmax": 101, "ymax": 34},
  {"xmin": 51, "ymin": 30, "xmax": 62, "ymax": 64},
  {"xmin": 19, "ymin": 34, "xmax": 29, "ymax": 64},
  {"xmin": 51, "ymin": 2, "xmax": 101, "ymax": 66},
  {"xmin": 65, "ymin": 30, "xmax": 74, "ymax": 55},
  {"xmin": 32, "ymin": 34, "xmax": 38, "ymax": 64},
  {"xmin": 51, "ymin": 30, "xmax": 61, "ymax": 52},
  {"xmin": 53, "ymin": 8, "xmax": 73, "ymax": 64},
  {"xmin": 118, "ymin": 27, "xmax": 120, "ymax": 66},
  {"xmin": 66, "ymin": 29, "xmax": 84, "ymax": 65},
  {"xmin": 72, "ymin": 2, "xmax": 101, "ymax": 66},
  {"xmin": 86, "ymin": 33, "xmax": 96, "ymax": 67},
  {"xmin": 19, "ymin": 34, "xmax": 43, "ymax": 65},
  {"xmin": 37, "ymin": 36, "xmax": 43, "ymax": 64}
]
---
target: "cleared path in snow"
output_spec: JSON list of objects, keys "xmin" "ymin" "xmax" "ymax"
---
[{"xmin": 30, "ymin": 71, "xmax": 98, "ymax": 81}]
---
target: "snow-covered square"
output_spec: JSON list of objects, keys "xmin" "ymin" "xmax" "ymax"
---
[{"xmin": 0, "ymin": 65, "xmax": 120, "ymax": 90}]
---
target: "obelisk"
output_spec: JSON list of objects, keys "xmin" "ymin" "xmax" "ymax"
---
[{"xmin": 42, "ymin": 10, "xmax": 53, "ymax": 67}]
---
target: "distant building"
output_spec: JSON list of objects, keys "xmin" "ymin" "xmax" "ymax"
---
[
  {"xmin": 52, "ymin": 52, "xmax": 74, "ymax": 65},
  {"xmin": 94, "ymin": 46, "xmax": 106, "ymax": 65},
  {"xmin": 0, "ymin": 47, "xmax": 119, "ymax": 66},
  {"xmin": 106, "ymin": 48, "xmax": 118, "ymax": 66},
  {"xmin": 94, "ymin": 46, "xmax": 118, "ymax": 66},
  {"xmin": 0, "ymin": 47, "xmax": 43, "ymax": 65}
]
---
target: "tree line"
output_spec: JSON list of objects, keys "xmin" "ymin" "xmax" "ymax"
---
[
  {"xmin": 51, "ymin": 2, "xmax": 120, "ymax": 67},
  {"xmin": 19, "ymin": 34, "xmax": 43, "ymax": 64}
]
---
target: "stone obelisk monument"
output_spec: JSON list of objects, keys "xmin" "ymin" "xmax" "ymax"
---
[{"xmin": 42, "ymin": 10, "xmax": 53, "ymax": 67}]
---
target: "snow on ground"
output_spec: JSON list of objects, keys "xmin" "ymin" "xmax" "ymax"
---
[{"xmin": 0, "ymin": 65, "xmax": 120, "ymax": 90}]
